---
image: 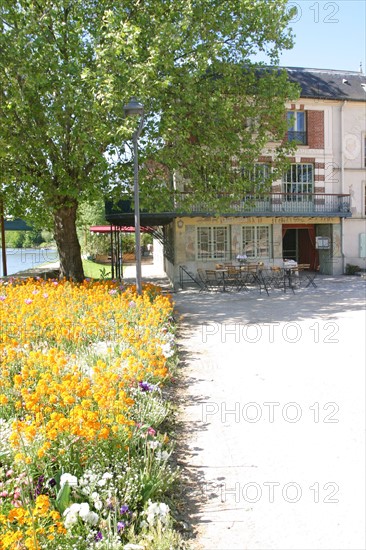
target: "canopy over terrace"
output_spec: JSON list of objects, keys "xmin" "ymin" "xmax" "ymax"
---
[
  {"xmin": 90, "ymin": 225, "xmax": 151, "ymax": 234},
  {"xmin": 89, "ymin": 225, "xmax": 154, "ymax": 280}
]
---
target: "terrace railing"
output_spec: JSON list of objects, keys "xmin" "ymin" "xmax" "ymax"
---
[{"xmin": 173, "ymin": 192, "xmax": 351, "ymax": 216}]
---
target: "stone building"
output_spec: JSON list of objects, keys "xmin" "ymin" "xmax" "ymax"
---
[{"xmin": 106, "ymin": 67, "xmax": 366, "ymax": 285}]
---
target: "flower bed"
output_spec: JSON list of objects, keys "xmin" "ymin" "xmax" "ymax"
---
[{"xmin": 0, "ymin": 278, "xmax": 185, "ymax": 549}]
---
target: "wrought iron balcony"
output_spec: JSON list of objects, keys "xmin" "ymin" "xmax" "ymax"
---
[
  {"xmin": 287, "ymin": 130, "xmax": 307, "ymax": 144},
  {"xmin": 105, "ymin": 193, "xmax": 351, "ymax": 226},
  {"xmin": 173, "ymin": 192, "xmax": 351, "ymax": 217}
]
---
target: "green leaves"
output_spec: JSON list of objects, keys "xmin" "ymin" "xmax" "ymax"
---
[
  {"xmin": 0, "ymin": 0, "xmax": 297, "ymax": 276},
  {"xmin": 55, "ymin": 481, "xmax": 71, "ymax": 514}
]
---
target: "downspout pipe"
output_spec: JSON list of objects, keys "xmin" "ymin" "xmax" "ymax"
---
[{"xmin": 340, "ymin": 100, "xmax": 347, "ymax": 274}]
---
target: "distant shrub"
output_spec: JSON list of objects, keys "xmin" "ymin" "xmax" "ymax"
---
[{"xmin": 345, "ymin": 263, "xmax": 361, "ymax": 275}]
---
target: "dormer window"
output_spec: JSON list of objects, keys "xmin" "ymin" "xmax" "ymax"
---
[{"xmin": 287, "ymin": 111, "xmax": 307, "ymax": 145}]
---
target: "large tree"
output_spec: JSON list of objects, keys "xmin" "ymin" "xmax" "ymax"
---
[{"xmin": 0, "ymin": 0, "xmax": 298, "ymax": 281}]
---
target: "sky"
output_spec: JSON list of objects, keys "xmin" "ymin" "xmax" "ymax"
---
[{"xmin": 256, "ymin": 0, "xmax": 366, "ymax": 73}]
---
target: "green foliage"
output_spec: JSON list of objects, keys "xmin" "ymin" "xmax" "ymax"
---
[
  {"xmin": 5, "ymin": 231, "xmax": 24, "ymax": 248},
  {"xmin": 345, "ymin": 263, "xmax": 361, "ymax": 275},
  {"xmin": 0, "ymin": 0, "xmax": 297, "ymax": 276},
  {"xmin": 55, "ymin": 482, "xmax": 71, "ymax": 515},
  {"xmin": 82, "ymin": 259, "xmax": 112, "ymax": 279},
  {"xmin": 99, "ymin": 266, "xmax": 111, "ymax": 280},
  {"xmin": 5, "ymin": 230, "xmax": 47, "ymax": 248}
]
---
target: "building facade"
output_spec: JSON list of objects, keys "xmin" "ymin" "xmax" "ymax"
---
[{"xmin": 106, "ymin": 68, "xmax": 366, "ymax": 285}]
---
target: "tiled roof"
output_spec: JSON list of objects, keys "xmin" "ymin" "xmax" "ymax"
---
[{"xmin": 285, "ymin": 67, "xmax": 366, "ymax": 101}]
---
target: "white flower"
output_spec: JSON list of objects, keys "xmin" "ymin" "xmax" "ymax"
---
[
  {"xmin": 102, "ymin": 472, "xmax": 113, "ymax": 480},
  {"xmin": 78, "ymin": 502, "xmax": 90, "ymax": 520},
  {"xmin": 91, "ymin": 341, "xmax": 111, "ymax": 355},
  {"xmin": 85, "ymin": 511, "xmax": 99, "ymax": 525},
  {"xmin": 124, "ymin": 545, "xmax": 145, "ymax": 550},
  {"xmin": 66, "ymin": 503, "xmax": 81, "ymax": 514},
  {"xmin": 91, "ymin": 491, "xmax": 100, "ymax": 500},
  {"xmin": 160, "ymin": 342, "xmax": 174, "ymax": 358},
  {"xmin": 144, "ymin": 500, "xmax": 170, "ymax": 527},
  {"xmin": 147, "ymin": 440, "xmax": 160, "ymax": 450},
  {"xmin": 94, "ymin": 500, "xmax": 103, "ymax": 510},
  {"xmin": 63, "ymin": 503, "xmax": 81, "ymax": 528},
  {"xmin": 97, "ymin": 478, "xmax": 107, "ymax": 487},
  {"xmin": 63, "ymin": 512, "xmax": 78, "ymax": 528},
  {"xmin": 60, "ymin": 473, "xmax": 78, "ymax": 488},
  {"xmin": 156, "ymin": 450, "xmax": 169, "ymax": 461},
  {"xmin": 158, "ymin": 502, "xmax": 169, "ymax": 517}
]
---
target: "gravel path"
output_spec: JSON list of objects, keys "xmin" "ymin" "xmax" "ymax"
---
[{"xmin": 173, "ymin": 276, "xmax": 366, "ymax": 550}]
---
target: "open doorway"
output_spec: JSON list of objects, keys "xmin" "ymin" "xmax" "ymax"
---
[{"xmin": 282, "ymin": 225, "xmax": 319, "ymax": 269}]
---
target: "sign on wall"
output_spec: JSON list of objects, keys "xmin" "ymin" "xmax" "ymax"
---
[{"xmin": 316, "ymin": 236, "xmax": 331, "ymax": 249}]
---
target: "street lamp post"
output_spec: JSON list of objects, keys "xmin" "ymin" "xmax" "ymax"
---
[
  {"xmin": 123, "ymin": 98, "xmax": 144, "ymax": 295},
  {"xmin": 0, "ymin": 199, "xmax": 7, "ymax": 277}
]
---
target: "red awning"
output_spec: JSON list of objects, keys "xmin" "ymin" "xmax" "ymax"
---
[{"xmin": 89, "ymin": 225, "xmax": 150, "ymax": 234}]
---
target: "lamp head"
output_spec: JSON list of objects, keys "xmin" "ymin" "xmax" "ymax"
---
[{"xmin": 123, "ymin": 97, "xmax": 144, "ymax": 117}]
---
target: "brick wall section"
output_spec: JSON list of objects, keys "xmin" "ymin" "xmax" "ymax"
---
[
  {"xmin": 258, "ymin": 156, "xmax": 272, "ymax": 163},
  {"xmin": 307, "ymin": 110, "xmax": 324, "ymax": 148},
  {"xmin": 315, "ymin": 174, "xmax": 325, "ymax": 181},
  {"xmin": 315, "ymin": 162, "xmax": 325, "ymax": 169},
  {"xmin": 315, "ymin": 187, "xmax": 325, "ymax": 193},
  {"xmin": 301, "ymin": 157, "xmax": 316, "ymax": 163}
]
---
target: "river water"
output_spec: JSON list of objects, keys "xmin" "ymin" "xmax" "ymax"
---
[{"xmin": 0, "ymin": 248, "xmax": 59, "ymax": 276}]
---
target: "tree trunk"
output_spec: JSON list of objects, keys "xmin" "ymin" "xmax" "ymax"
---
[{"xmin": 53, "ymin": 198, "xmax": 84, "ymax": 281}]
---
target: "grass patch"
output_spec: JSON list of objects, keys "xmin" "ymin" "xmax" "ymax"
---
[{"xmin": 82, "ymin": 259, "xmax": 112, "ymax": 279}]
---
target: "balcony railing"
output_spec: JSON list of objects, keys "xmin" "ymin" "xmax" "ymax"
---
[
  {"xmin": 105, "ymin": 194, "xmax": 352, "ymax": 225},
  {"xmin": 173, "ymin": 193, "xmax": 351, "ymax": 217},
  {"xmin": 287, "ymin": 130, "xmax": 307, "ymax": 144}
]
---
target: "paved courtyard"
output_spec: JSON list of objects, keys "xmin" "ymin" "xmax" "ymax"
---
[{"xmin": 171, "ymin": 275, "xmax": 366, "ymax": 550}]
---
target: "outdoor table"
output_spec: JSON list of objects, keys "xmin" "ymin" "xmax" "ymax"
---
[
  {"xmin": 283, "ymin": 262, "xmax": 298, "ymax": 292},
  {"xmin": 215, "ymin": 268, "xmax": 228, "ymax": 291}
]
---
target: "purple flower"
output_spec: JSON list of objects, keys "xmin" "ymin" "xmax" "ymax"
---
[
  {"xmin": 128, "ymin": 300, "xmax": 136, "ymax": 308},
  {"xmin": 117, "ymin": 521, "xmax": 125, "ymax": 532},
  {"xmin": 95, "ymin": 531, "xmax": 103, "ymax": 541},
  {"xmin": 0, "ymin": 295, "xmax": 6, "ymax": 301},
  {"xmin": 109, "ymin": 289, "xmax": 118, "ymax": 295},
  {"xmin": 139, "ymin": 381, "xmax": 155, "ymax": 392},
  {"xmin": 120, "ymin": 504, "xmax": 129, "ymax": 515},
  {"xmin": 35, "ymin": 475, "xmax": 45, "ymax": 496},
  {"xmin": 48, "ymin": 478, "xmax": 57, "ymax": 488}
]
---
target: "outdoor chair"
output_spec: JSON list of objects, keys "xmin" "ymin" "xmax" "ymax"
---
[
  {"xmin": 240, "ymin": 264, "xmax": 269, "ymax": 295},
  {"xmin": 297, "ymin": 264, "xmax": 318, "ymax": 288},
  {"xmin": 266, "ymin": 266, "xmax": 296, "ymax": 294},
  {"xmin": 205, "ymin": 269, "xmax": 224, "ymax": 291},
  {"xmin": 197, "ymin": 268, "xmax": 222, "ymax": 292},
  {"xmin": 225, "ymin": 266, "xmax": 244, "ymax": 291},
  {"xmin": 254, "ymin": 265, "xmax": 270, "ymax": 296},
  {"xmin": 197, "ymin": 268, "xmax": 210, "ymax": 291},
  {"xmin": 240, "ymin": 264, "xmax": 258, "ymax": 289}
]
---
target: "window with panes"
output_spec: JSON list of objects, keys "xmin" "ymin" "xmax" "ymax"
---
[
  {"xmin": 242, "ymin": 226, "xmax": 271, "ymax": 258},
  {"xmin": 197, "ymin": 226, "xmax": 229, "ymax": 260},
  {"xmin": 287, "ymin": 111, "xmax": 307, "ymax": 144},
  {"xmin": 283, "ymin": 164, "xmax": 314, "ymax": 198}
]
